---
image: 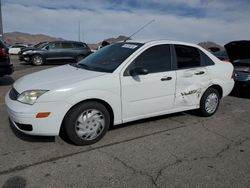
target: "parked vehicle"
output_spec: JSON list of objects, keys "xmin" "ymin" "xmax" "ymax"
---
[
  {"xmin": 6, "ymin": 40, "xmax": 234, "ymax": 145},
  {"xmin": 225, "ymin": 40, "xmax": 250, "ymax": 88},
  {"xmin": 0, "ymin": 40, "xmax": 13, "ymax": 77},
  {"xmin": 213, "ymin": 50, "xmax": 230, "ymax": 62},
  {"xmin": 9, "ymin": 44, "xmax": 28, "ymax": 55},
  {"xmin": 20, "ymin": 41, "xmax": 92, "ymax": 65},
  {"xmin": 18, "ymin": 42, "xmax": 48, "ymax": 61}
]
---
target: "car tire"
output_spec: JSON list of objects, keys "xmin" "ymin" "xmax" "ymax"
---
[
  {"xmin": 31, "ymin": 54, "xmax": 44, "ymax": 66},
  {"xmin": 76, "ymin": 55, "xmax": 84, "ymax": 62},
  {"xmin": 199, "ymin": 88, "xmax": 220, "ymax": 117},
  {"xmin": 63, "ymin": 101, "xmax": 110, "ymax": 145}
]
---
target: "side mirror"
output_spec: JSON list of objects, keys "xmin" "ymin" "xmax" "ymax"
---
[
  {"xmin": 129, "ymin": 67, "xmax": 148, "ymax": 76},
  {"xmin": 44, "ymin": 46, "xmax": 49, "ymax": 50}
]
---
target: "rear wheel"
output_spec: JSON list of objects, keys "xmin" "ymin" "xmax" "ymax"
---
[
  {"xmin": 31, "ymin": 54, "xmax": 44, "ymax": 66},
  {"xmin": 199, "ymin": 88, "xmax": 220, "ymax": 117},
  {"xmin": 63, "ymin": 101, "xmax": 110, "ymax": 145}
]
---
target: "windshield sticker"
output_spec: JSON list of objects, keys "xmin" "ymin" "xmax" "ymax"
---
[{"xmin": 122, "ymin": 44, "xmax": 138, "ymax": 49}]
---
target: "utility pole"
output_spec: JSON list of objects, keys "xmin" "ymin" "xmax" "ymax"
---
[
  {"xmin": 78, "ymin": 21, "xmax": 81, "ymax": 42},
  {"xmin": 0, "ymin": 0, "xmax": 3, "ymax": 40}
]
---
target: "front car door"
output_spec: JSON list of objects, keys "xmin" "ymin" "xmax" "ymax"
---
[
  {"xmin": 121, "ymin": 44, "xmax": 176, "ymax": 122},
  {"xmin": 44, "ymin": 42, "xmax": 63, "ymax": 60},
  {"xmin": 173, "ymin": 44, "xmax": 211, "ymax": 108}
]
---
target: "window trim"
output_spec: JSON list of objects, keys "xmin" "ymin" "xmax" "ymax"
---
[{"xmin": 123, "ymin": 44, "xmax": 174, "ymax": 76}]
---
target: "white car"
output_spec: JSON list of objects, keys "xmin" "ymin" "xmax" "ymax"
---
[
  {"xmin": 9, "ymin": 44, "xmax": 28, "ymax": 55},
  {"xmin": 5, "ymin": 40, "xmax": 234, "ymax": 145}
]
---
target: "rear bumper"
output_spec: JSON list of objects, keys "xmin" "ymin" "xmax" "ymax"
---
[{"xmin": 0, "ymin": 64, "xmax": 14, "ymax": 77}]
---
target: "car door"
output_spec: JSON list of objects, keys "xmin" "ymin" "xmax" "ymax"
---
[
  {"xmin": 44, "ymin": 42, "xmax": 63, "ymax": 60},
  {"xmin": 61, "ymin": 42, "xmax": 75, "ymax": 60},
  {"xmin": 173, "ymin": 44, "xmax": 211, "ymax": 108},
  {"xmin": 121, "ymin": 44, "xmax": 176, "ymax": 122}
]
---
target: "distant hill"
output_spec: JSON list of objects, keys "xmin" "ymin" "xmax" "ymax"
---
[
  {"xmin": 3, "ymin": 32, "xmax": 64, "ymax": 45},
  {"xmin": 198, "ymin": 41, "xmax": 224, "ymax": 51}
]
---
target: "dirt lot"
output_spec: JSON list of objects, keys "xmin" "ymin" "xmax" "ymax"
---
[{"xmin": 0, "ymin": 56, "xmax": 249, "ymax": 188}]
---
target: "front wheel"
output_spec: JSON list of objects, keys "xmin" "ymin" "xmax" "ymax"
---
[
  {"xmin": 31, "ymin": 54, "xmax": 44, "ymax": 66},
  {"xmin": 199, "ymin": 88, "xmax": 220, "ymax": 117},
  {"xmin": 63, "ymin": 101, "xmax": 110, "ymax": 145}
]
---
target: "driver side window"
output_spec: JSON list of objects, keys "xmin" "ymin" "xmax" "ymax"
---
[
  {"xmin": 48, "ymin": 42, "xmax": 61, "ymax": 49},
  {"xmin": 125, "ymin": 44, "xmax": 172, "ymax": 75}
]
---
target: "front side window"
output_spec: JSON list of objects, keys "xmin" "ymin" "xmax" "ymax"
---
[
  {"xmin": 126, "ymin": 44, "xmax": 172, "ymax": 74},
  {"xmin": 48, "ymin": 42, "xmax": 61, "ymax": 49},
  {"xmin": 175, "ymin": 45, "xmax": 201, "ymax": 69},
  {"xmin": 75, "ymin": 42, "xmax": 143, "ymax": 73}
]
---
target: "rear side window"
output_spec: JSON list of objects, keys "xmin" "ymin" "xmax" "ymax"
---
[
  {"xmin": 175, "ymin": 45, "xmax": 201, "ymax": 69},
  {"xmin": 127, "ymin": 44, "xmax": 172, "ymax": 74},
  {"xmin": 62, "ymin": 42, "xmax": 73, "ymax": 49},
  {"xmin": 72, "ymin": 42, "xmax": 87, "ymax": 48},
  {"xmin": 200, "ymin": 50, "xmax": 215, "ymax": 66}
]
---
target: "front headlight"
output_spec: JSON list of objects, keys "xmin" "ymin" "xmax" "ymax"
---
[{"xmin": 17, "ymin": 90, "xmax": 48, "ymax": 105}]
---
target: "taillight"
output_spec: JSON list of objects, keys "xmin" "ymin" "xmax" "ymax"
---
[
  {"xmin": 87, "ymin": 48, "xmax": 92, "ymax": 53},
  {"xmin": 0, "ymin": 48, "xmax": 8, "ymax": 56},
  {"xmin": 223, "ymin": 58, "xmax": 230, "ymax": 62}
]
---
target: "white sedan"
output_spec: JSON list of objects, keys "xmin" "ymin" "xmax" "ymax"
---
[
  {"xmin": 5, "ymin": 40, "xmax": 234, "ymax": 145},
  {"xmin": 9, "ymin": 44, "xmax": 27, "ymax": 55}
]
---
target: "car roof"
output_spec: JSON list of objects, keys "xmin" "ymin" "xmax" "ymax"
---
[{"xmin": 124, "ymin": 39, "xmax": 201, "ymax": 48}]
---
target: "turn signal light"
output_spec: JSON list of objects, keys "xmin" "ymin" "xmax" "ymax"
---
[{"xmin": 36, "ymin": 112, "xmax": 51, "ymax": 118}]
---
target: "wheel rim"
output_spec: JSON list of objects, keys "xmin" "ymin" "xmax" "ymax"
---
[
  {"xmin": 75, "ymin": 109, "xmax": 105, "ymax": 141},
  {"xmin": 33, "ymin": 56, "xmax": 43, "ymax": 65},
  {"xmin": 205, "ymin": 93, "xmax": 218, "ymax": 114}
]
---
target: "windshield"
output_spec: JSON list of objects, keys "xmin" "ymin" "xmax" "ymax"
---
[
  {"xmin": 76, "ymin": 42, "xmax": 143, "ymax": 73},
  {"xmin": 36, "ymin": 42, "xmax": 48, "ymax": 49}
]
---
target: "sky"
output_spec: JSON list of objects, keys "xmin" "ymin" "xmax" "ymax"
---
[{"xmin": 2, "ymin": 0, "xmax": 250, "ymax": 45}]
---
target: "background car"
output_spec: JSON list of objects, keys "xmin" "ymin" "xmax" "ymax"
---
[
  {"xmin": 18, "ymin": 42, "xmax": 48, "ymax": 61},
  {"xmin": 9, "ymin": 44, "xmax": 28, "ymax": 55},
  {"xmin": 21, "ymin": 41, "xmax": 92, "ymax": 65},
  {"xmin": 225, "ymin": 40, "xmax": 250, "ymax": 88},
  {"xmin": 213, "ymin": 50, "xmax": 230, "ymax": 62},
  {"xmin": 0, "ymin": 40, "xmax": 13, "ymax": 77}
]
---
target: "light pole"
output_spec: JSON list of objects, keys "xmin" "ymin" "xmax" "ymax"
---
[
  {"xmin": 78, "ymin": 21, "xmax": 81, "ymax": 42},
  {"xmin": 0, "ymin": 0, "xmax": 3, "ymax": 40}
]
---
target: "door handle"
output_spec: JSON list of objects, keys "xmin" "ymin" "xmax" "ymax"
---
[
  {"xmin": 161, "ymin": 77, "xmax": 172, "ymax": 81},
  {"xmin": 194, "ymin": 71, "xmax": 205, "ymax": 75}
]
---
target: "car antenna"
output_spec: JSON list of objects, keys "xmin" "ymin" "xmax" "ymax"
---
[{"xmin": 124, "ymin": 19, "xmax": 155, "ymax": 42}]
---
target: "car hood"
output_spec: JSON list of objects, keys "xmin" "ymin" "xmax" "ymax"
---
[
  {"xmin": 224, "ymin": 40, "xmax": 250, "ymax": 61},
  {"xmin": 20, "ymin": 47, "xmax": 36, "ymax": 53},
  {"xmin": 14, "ymin": 64, "xmax": 106, "ymax": 93}
]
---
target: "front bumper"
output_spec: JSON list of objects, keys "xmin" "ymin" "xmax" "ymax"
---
[{"xmin": 5, "ymin": 90, "xmax": 72, "ymax": 136}]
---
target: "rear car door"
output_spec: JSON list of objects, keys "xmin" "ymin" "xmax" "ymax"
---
[
  {"xmin": 121, "ymin": 44, "xmax": 176, "ymax": 122},
  {"xmin": 174, "ymin": 44, "xmax": 211, "ymax": 108}
]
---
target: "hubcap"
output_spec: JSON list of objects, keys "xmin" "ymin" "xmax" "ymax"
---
[
  {"xmin": 75, "ymin": 109, "xmax": 105, "ymax": 140},
  {"xmin": 33, "ymin": 56, "xmax": 43, "ymax": 65},
  {"xmin": 205, "ymin": 93, "xmax": 218, "ymax": 114}
]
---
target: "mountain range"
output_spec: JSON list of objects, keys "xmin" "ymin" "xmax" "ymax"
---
[{"xmin": 3, "ymin": 32, "xmax": 223, "ymax": 51}]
